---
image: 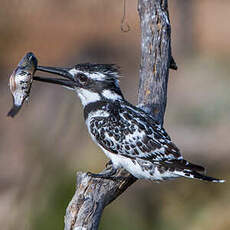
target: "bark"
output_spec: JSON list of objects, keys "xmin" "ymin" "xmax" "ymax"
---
[
  {"xmin": 64, "ymin": 0, "xmax": 175, "ymax": 229},
  {"xmin": 137, "ymin": 0, "xmax": 174, "ymax": 125}
]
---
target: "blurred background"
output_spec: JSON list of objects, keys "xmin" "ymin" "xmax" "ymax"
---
[{"xmin": 0, "ymin": 0, "xmax": 230, "ymax": 229}]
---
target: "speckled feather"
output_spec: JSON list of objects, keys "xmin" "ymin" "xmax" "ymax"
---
[
  {"xmin": 85, "ymin": 100, "xmax": 207, "ymax": 180},
  {"xmin": 88, "ymin": 101, "xmax": 177, "ymax": 159}
]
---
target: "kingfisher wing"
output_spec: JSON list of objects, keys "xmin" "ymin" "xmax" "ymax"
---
[{"xmin": 88, "ymin": 104, "xmax": 182, "ymax": 162}]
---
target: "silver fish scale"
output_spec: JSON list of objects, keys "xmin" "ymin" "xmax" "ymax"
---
[
  {"xmin": 13, "ymin": 71, "xmax": 32, "ymax": 105},
  {"xmin": 89, "ymin": 101, "xmax": 182, "ymax": 162}
]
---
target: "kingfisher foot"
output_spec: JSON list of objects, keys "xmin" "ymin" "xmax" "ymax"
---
[
  {"xmin": 105, "ymin": 160, "xmax": 113, "ymax": 168},
  {"xmin": 87, "ymin": 167, "xmax": 124, "ymax": 180}
]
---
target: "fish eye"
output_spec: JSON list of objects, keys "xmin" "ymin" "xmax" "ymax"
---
[{"xmin": 77, "ymin": 73, "xmax": 88, "ymax": 84}]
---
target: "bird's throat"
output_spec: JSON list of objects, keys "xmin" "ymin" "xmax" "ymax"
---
[{"xmin": 76, "ymin": 88, "xmax": 101, "ymax": 107}]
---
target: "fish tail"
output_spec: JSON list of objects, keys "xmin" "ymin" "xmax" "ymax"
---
[{"xmin": 7, "ymin": 105, "xmax": 21, "ymax": 117}]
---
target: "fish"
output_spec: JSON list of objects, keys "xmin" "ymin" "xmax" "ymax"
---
[{"xmin": 7, "ymin": 52, "xmax": 38, "ymax": 117}]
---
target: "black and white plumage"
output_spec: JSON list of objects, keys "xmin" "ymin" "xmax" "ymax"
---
[{"xmin": 34, "ymin": 63, "xmax": 224, "ymax": 183}]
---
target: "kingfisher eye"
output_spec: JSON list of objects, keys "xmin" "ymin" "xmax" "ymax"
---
[{"xmin": 77, "ymin": 73, "xmax": 88, "ymax": 84}]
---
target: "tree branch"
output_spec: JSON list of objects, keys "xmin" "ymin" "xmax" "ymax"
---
[
  {"xmin": 138, "ymin": 0, "xmax": 174, "ymax": 125},
  {"xmin": 64, "ymin": 0, "xmax": 174, "ymax": 229}
]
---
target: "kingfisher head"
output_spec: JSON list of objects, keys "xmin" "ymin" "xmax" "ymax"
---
[{"xmin": 35, "ymin": 63, "xmax": 124, "ymax": 106}]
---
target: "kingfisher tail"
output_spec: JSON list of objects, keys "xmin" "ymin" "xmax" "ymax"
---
[
  {"xmin": 175, "ymin": 169, "xmax": 225, "ymax": 183},
  {"xmin": 164, "ymin": 160, "xmax": 225, "ymax": 183}
]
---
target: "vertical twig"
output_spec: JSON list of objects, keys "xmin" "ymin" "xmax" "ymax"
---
[{"xmin": 64, "ymin": 0, "xmax": 175, "ymax": 229}]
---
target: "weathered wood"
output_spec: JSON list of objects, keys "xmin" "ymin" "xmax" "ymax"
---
[
  {"xmin": 138, "ymin": 0, "xmax": 173, "ymax": 125},
  {"xmin": 64, "ymin": 170, "xmax": 136, "ymax": 230},
  {"xmin": 64, "ymin": 0, "xmax": 174, "ymax": 229}
]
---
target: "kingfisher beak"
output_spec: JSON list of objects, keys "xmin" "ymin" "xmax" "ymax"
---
[{"xmin": 33, "ymin": 65, "xmax": 76, "ymax": 88}]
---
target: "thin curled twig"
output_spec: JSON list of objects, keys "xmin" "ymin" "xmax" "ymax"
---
[{"xmin": 121, "ymin": 0, "xmax": 131, "ymax": 32}]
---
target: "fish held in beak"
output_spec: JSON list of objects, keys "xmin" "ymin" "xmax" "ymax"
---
[{"xmin": 7, "ymin": 52, "xmax": 37, "ymax": 117}]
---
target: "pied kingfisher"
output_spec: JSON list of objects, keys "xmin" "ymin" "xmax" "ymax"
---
[{"xmin": 34, "ymin": 63, "xmax": 224, "ymax": 183}]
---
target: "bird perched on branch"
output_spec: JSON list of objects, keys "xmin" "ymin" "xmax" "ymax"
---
[{"xmin": 34, "ymin": 63, "xmax": 224, "ymax": 183}]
